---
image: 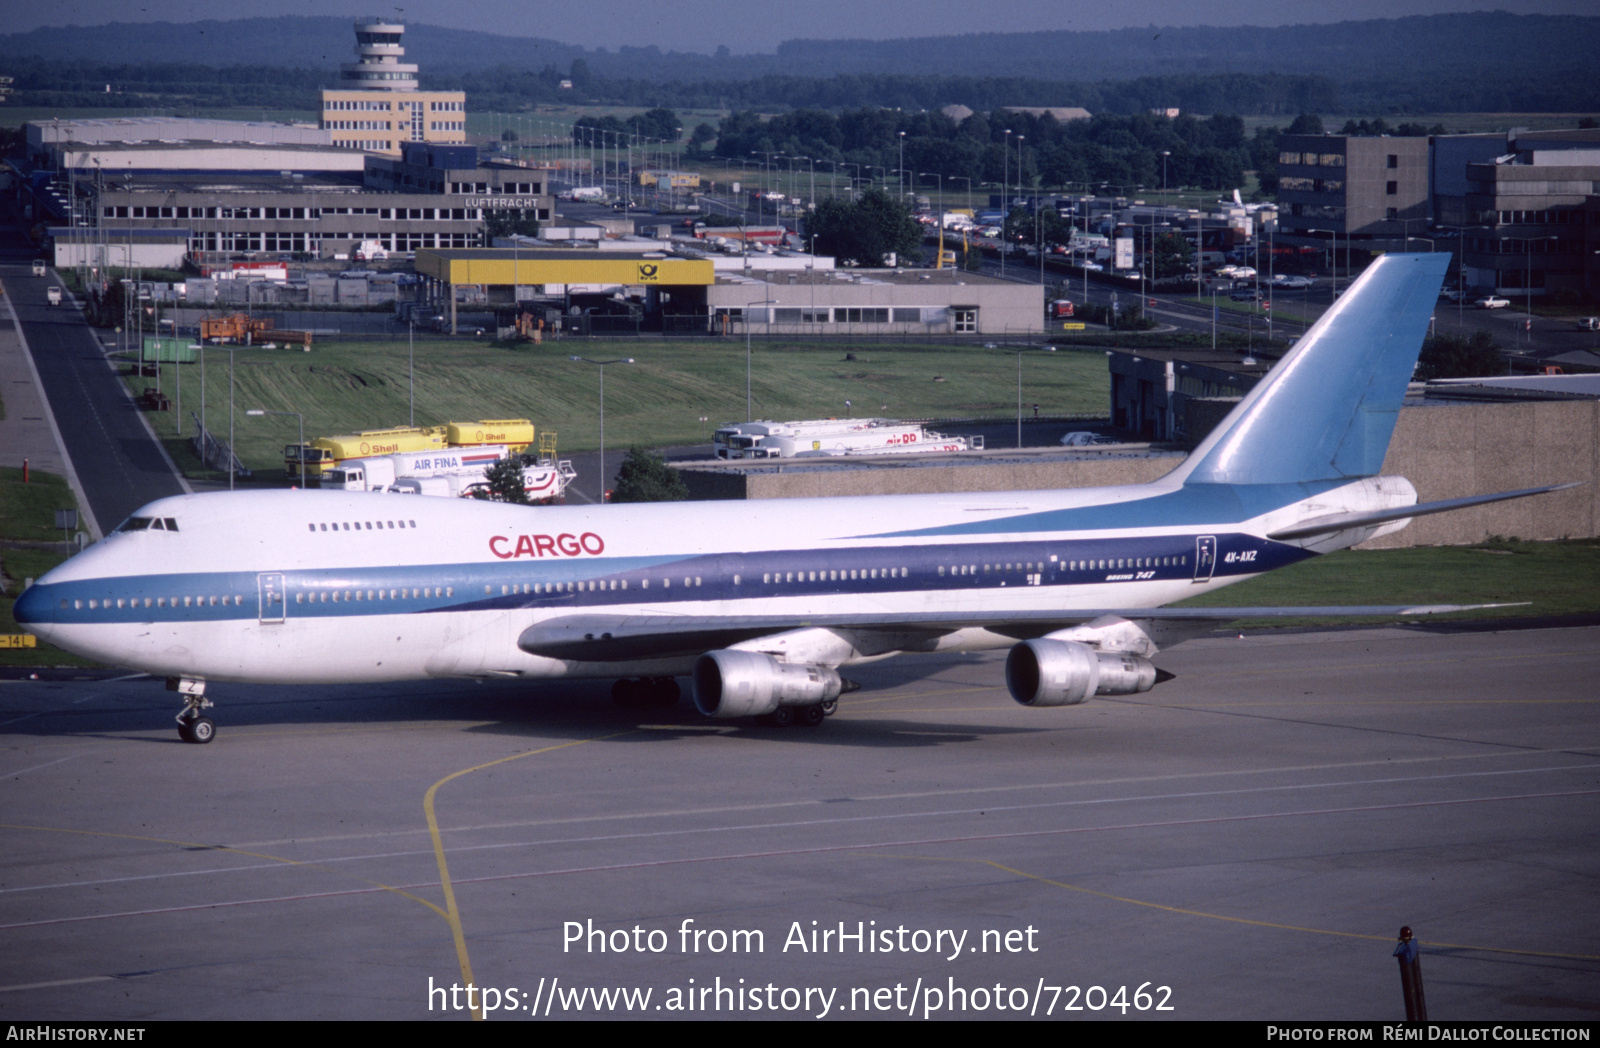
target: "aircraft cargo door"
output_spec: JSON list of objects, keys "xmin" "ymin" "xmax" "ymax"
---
[{"xmin": 257, "ymin": 573, "xmax": 286, "ymax": 624}]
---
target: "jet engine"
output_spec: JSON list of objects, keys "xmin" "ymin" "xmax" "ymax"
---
[
  {"xmin": 692, "ymin": 650, "xmax": 843, "ymax": 718},
  {"xmin": 1005, "ymin": 639, "xmax": 1160, "ymax": 707}
]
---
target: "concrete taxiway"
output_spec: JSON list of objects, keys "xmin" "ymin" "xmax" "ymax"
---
[{"xmin": 1, "ymin": 623, "xmax": 1596, "ymax": 1021}]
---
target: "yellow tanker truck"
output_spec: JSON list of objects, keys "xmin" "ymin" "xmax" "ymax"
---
[{"xmin": 285, "ymin": 419, "xmax": 535, "ymax": 480}]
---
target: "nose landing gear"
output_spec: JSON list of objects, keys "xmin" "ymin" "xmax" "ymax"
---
[{"xmin": 170, "ymin": 677, "xmax": 216, "ymax": 744}]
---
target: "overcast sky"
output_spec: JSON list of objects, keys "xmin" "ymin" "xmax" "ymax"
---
[{"xmin": 15, "ymin": 0, "xmax": 1597, "ymax": 54}]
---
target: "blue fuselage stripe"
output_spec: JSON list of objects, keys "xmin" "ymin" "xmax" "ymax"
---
[{"xmin": 19, "ymin": 534, "xmax": 1314, "ymax": 626}]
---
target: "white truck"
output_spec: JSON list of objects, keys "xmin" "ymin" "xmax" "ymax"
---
[
  {"xmin": 322, "ymin": 446, "xmax": 512, "ymax": 492},
  {"xmin": 387, "ymin": 461, "xmax": 575, "ymax": 501},
  {"xmin": 713, "ymin": 419, "xmax": 981, "ymax": 460},
  {"xmin": 322, "ymin": 446, "xmax": 577, "ymax": 503}
]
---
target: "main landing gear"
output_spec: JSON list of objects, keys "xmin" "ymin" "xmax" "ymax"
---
[
  {"xmin": 611, "ymin": 677, "xmax": 682, "ymax": 709},
  {"xmin": 169, "ymin": 677, "xmax": 215, "ymax": 744},
  {"xmin": 760, "ymin": 698, "xmax": 837, "ymax": 728}
]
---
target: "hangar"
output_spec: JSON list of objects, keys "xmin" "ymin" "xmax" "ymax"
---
[{"xmin": 412, "ymin": 248, "xmax": 716, "ymax": 333}]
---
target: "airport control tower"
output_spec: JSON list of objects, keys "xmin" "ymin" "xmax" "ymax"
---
[{"xmin": 320, "ymin": 18, "xmax": 465, "ymax": 155}]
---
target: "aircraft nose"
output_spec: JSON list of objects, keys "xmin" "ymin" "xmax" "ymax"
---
[{"xmin": 12, "ymin": 582, "xmax": 56, "ymax": 639}]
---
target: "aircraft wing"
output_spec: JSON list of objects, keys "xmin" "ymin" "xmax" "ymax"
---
[{"xmin": 516, "ymin": 603, "xmax": 1520, "ymax": 662}]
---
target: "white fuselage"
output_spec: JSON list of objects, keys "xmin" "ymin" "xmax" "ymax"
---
[{"xmin": 15, "ymin": 475, "xmax": 1408, "ymax": 688}]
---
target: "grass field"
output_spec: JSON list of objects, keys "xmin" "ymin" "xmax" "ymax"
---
[
  {"xmin": 0, "ymin": 468, "xmax": 92, "ymax": 667},
  {"xmin": 1177, "ymin": 538, "xmax": 1600, "ymax": 625},
  {"xmin": 123, "ymin": 338, "xmax": 1113, "ymax": 479}
]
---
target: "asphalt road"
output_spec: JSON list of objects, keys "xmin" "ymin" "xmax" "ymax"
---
[
  {"xmin": 1, "ymin": 261, "xmax": 188, "ymax": 537},
  {"xmin": 2, "ymin": 623, "xmax": 1595, "ymax": 1020}
]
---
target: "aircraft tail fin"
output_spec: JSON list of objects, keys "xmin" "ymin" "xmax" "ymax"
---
[{"xmin": 1169, "ymin": 252, "xmax": 1450, "ymax": 488}]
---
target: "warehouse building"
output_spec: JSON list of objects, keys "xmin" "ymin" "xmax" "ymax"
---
[
  {"xmin": 708, "ymin": 268, "xmax": 1045, "ymax": 338},
  {"xmin": 26, "ymin": 130, "xmax": 553, "ymax": 266}
]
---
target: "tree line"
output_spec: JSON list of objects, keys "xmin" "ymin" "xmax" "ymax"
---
[{"xmin": 712, "ymin": 107, "xmax": 1255, "ymax": 195}]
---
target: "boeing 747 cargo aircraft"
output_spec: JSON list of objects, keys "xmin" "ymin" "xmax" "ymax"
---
[{"xmin": 14, "ymin": 253, "xmax": 1570, "ymax": 742}]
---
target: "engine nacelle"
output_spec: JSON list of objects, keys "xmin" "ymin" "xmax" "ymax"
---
[
  {"xmin": 692, "ymin": 650, "xmax": 843, "ymax": 719},
  {"xmin": 1005, "ymin": 639, "xmax": 1160, "ymax": 707}
]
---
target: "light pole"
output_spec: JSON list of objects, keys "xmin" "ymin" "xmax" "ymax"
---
[
  {"xmin": 228, "ymin": 347, "xmax": 237, "ymax": 491},
  {"xmin": 570, "ymin": 356, "xmax": 633, "ymax": 500},
  {"xmin": 247, "ymin": 409, "xmax": 305, "ymax": 484},
  {"xmin": 1505, "ymin": 234, "xmax": 1559, "ymax": 341},
  {"xmin": 1016, "ymin": 135, "xmax": 1025, "ymax": 207},
  {"xmin": 897, "ymin": 131, "xmax": 906, "ymax": 202},
  {"xmin": 835, "ymin": 161, "xmax": 859, "ymax": 200},
  {"xmin": 744, "ymin": 296, "xmax": 779, "ymax": 421},
  {"xmin": 948, "ymin": 174, "xmax": 972, "ymax": 222},
  {"xmin": 921, "ymin": 172, "xmax": 944, "ymax": 266},
  {"xmin": 1012, "ymin": 345, "xmax": 1055, "ymax": 448}
]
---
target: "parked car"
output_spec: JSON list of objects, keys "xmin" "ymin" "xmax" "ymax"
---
[
  {"xmin": 1575, "ymin": 317, "xmax": 1600, "ymax": 331},
  {"xmin": 1060, "ymin": 431, "xmax": 1118, "ymax": 447},
  {"xmin": 1272, "ymin": 274, "xmax": 1314, "ymax": 289},
  {"xmin": 1230, "ymin": 287, "xmax": 1262, "ymax": 302},
  {"xmin": 1475, "ymin": 296, "xmax": 1511, "ymax": 309}
]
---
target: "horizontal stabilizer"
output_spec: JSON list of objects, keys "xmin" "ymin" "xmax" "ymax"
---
[{"xmin": 1267, "ymin": 482, "xmax": 1582, "ymax": 541}]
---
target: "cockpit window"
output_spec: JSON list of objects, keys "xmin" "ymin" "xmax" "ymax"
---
[{"xmin": 117, "ymin": 516, "xmax": 179, "ymax": 532}]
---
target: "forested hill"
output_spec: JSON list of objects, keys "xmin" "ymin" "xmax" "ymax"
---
[
  {"xmin": 771, "ymin": 13, "xmax": 1599, "ymax": 84},
  {"xmin": 2, "ymin": 12, "xmax": 1597, "ymax": 114}
]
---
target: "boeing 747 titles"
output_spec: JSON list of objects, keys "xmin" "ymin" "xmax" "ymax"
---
[{"xmin": 14, "ymin": 254, "xmax": 1574, "ymax": 741}]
